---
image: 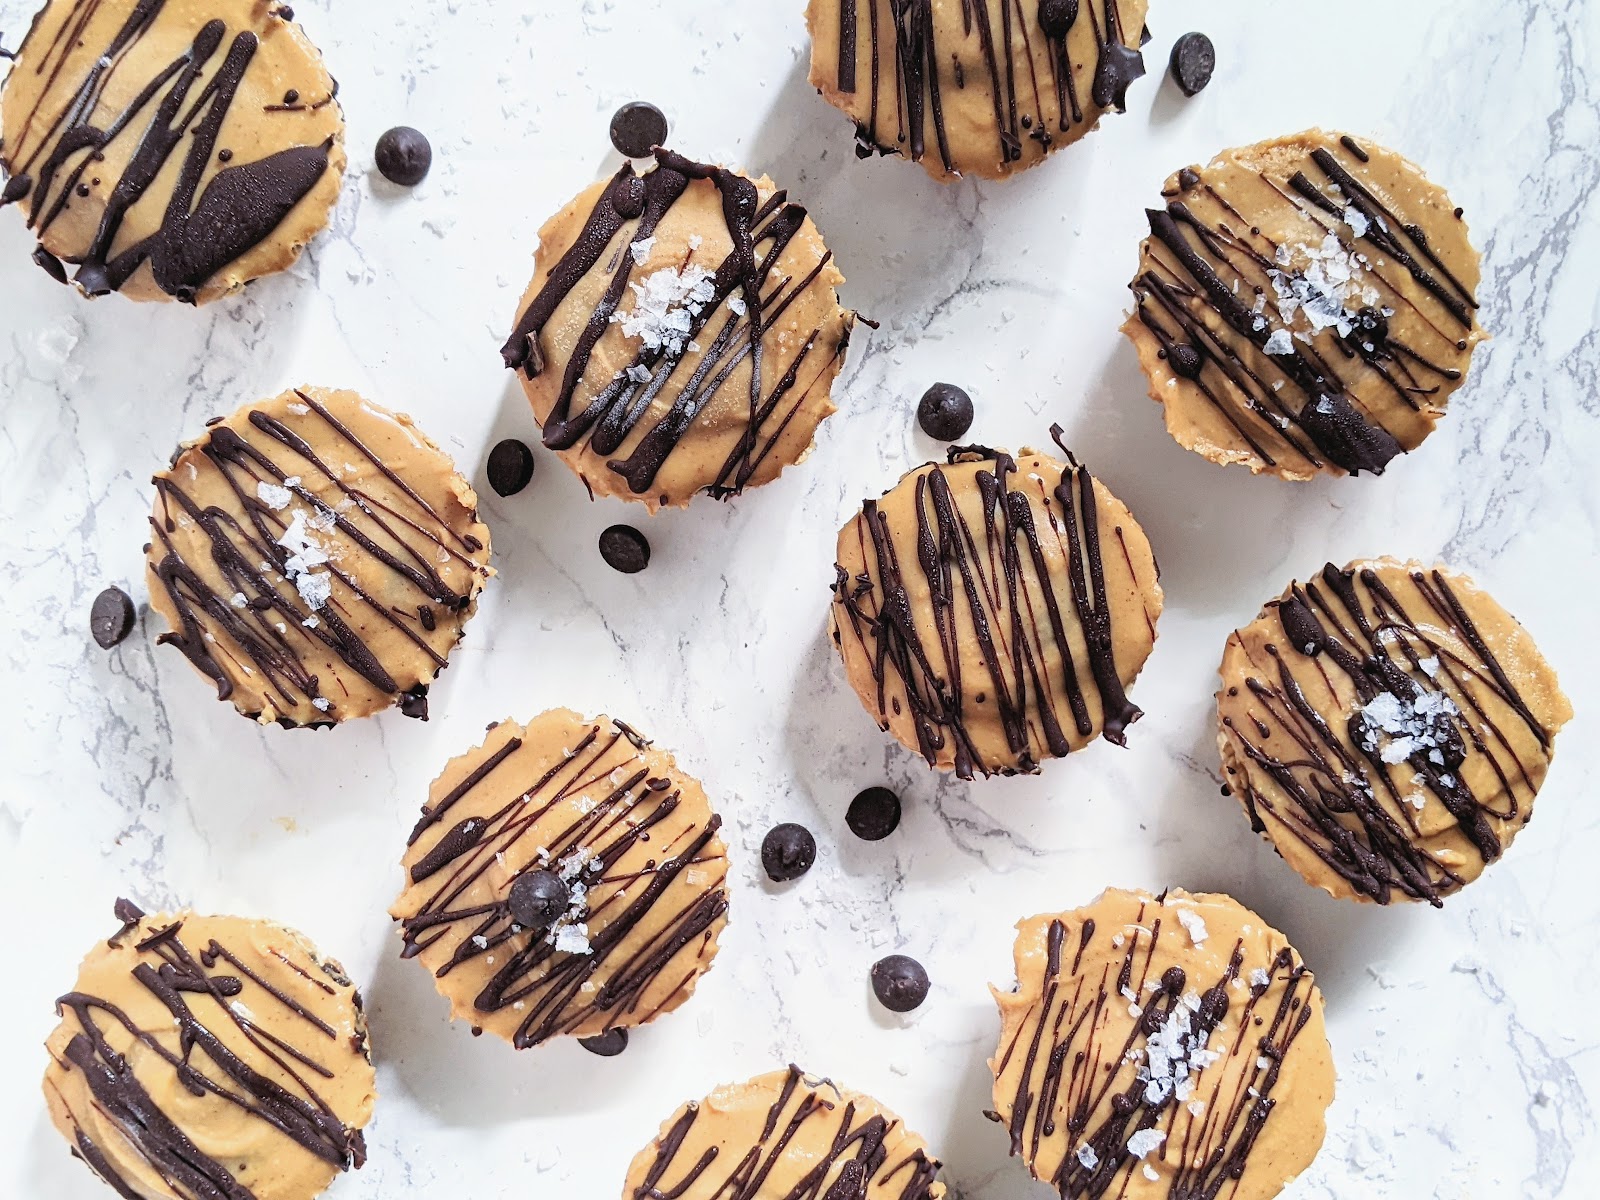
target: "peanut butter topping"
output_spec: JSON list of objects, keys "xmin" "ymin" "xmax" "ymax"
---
[
  {"xmin": 391, "ymin": 709, "xmax": 729, "ymax": 1047},
  {"xmin": 145, "ymin": 386, "xmax": 492, "ymax": 728},
  {"xmin": 806, "ymin": 0, "xmax": 1149, "ymax": 181},
  {"xmin": 830, "ymin": 438, "xmax": 1162, "ymax": 779},
  {"xmin": 990, "ymin": 889, "xmax": 1334, "ymax": 1200},
  {"xmin": 502, "ymin": 148, "xmax": 853, "ymax": 510},
  {"xmin": 43, "ymin": 902, "xmax": 375, "ymax": 1200},
  {"xmin": 622, "ymin": 1064, "xmax": 946, "ymax": 1199},
  {"xmin": 0, "ymin": 0, "xmax": 345, "ymax": 303},
  {"xmin": 1123, "ymin": 130, "xmax": 1486, "ymax": 479},
  {"xmin": 1218, "ymin": 559, "xmax": 1571, "ymax": 905}
]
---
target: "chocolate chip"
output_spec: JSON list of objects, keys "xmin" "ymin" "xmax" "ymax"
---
[
  {"xmin": 916, "ymin": 383, "xmax": 974, "ymax": 441},
  {"xmin": 507, "ymin": 869, "xmax": 570, "ymax": 930},
  {"xmin": 1167, "ymin": 343, "xmax": 1203, "ymax": 379},
  {"xmin": 1169, "ymin": 33, "xmax": 1216, "ymax": 97},
  {"xmin": 375, "ymin": 126, "xmax": 432, "ymax": 186},
  {"xmin": 90, "ymin": 587, "xmax": 136, "ymax": 649},
  {"xmin": 760, "ymin": 823, "xmax": 817, "ymax": 882},
  {"xmin": 609, "ymin": 102, "xmax": 669, "ymax": 159},
  {"xmin": 870, "ymin": 954, "xmax": 930, "ymax": 1012},
  {"xmin": 846, "ymin": 787, "xmax": 901, "ymax": 841},
  {"xmin": 599, "ymin": 525, "xmax": 651, "ymax": 574},
  {"xmin": 579, "ymin": 1028, "xmax": 629, "ymax": 1056},
  {"xmin": 1036, "ymin": 0, "xmax": 1078, "ymax": 39},
  {"xmin": 486, "ymin": 438, "xmax": 535, "ymax": 497}
]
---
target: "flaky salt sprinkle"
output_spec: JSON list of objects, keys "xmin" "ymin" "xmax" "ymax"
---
[
  {"xmin": 1076, "ymin": 1144, "xmax": 1099, "ymax": 1171},
  {"xmin": 1250, "ymin": 967, "xmax": 1272, "ymax": 989},
  {"xmin": 1143, "ymin": 1165, "xmax": 1160, "ymax": 1181},
  {"xmin": 230, "ymin": 592, "xmax": 249, "ymax": 609},
  {"xmin": 1127, "ymin": 1129, "xmax": 1166, "ymax": 1159},
  {"xmin": 311, "ymin": 697, "xmax": 331, "ymax": 712},
  {"xmin": 1176, "ymin": 908, "xmax": 1208, "ymax": 946},
  {"xmin": 629, "ymin": 235, "xmax": 656, "ymax": 264},
  {"xmin": 1263, "ymin": 329, "xmax": 1295, "ymax": 356},
  {"xmin": 256, "ymin": 481, "xmax": 292, "ymax": 510},
  {"xmin": 611, "ymin": 262, "xmax": 716, "ymax": 356}
]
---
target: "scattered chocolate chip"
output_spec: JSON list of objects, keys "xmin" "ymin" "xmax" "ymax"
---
[
  {"xmin": 1167, "ymin": 343, "xmax": 1203, "ymax": 379},
  {"xmin": 846, "ymin": 787, "xmax": 901, "ymax": 841},
  {"xmin": 579, "ymin": 1028, "xmax": 629, "ymax": 1057},
  {"xmin": 599, "ymin": 524, "xmax": 651, "ymax": 574},
  {"xmin": 761, "ymin": 823, "xmax": 817, "ymax": 882},
  {"xmin": 486, "ymin": 438, "xmax": 535, "ymax": 497},
  {"xmin": 507, "ymin": 869, "xmax": 570, "ymax": 930},
  {"xmin": 609, "ymin": 101, "xmax": 668, "ymax": 159},
  {"xmin": 90, "ymin": 586, "xmax": 136, "ymax": 649},
  {"xmin": 1169, "ymin": 32, "xmax": 1215, "ymax": 97},
  {"xmin": 1036, "ymin": 0, "xmax": 1078, "ymax": 39},
  {"xmin": 374, "ymin": 126, "xmax": 432, "ymax": 186},
  {"xmin": 916, "ymin": 383, "xmax": 974, "ymax": 441},
  {"xmin": 870, "ymin": 954, "xmax": 930, "ymax": 1012}
]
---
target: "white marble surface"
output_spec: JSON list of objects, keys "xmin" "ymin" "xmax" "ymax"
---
[{"xmin": 1, "ymin": 1, "xmax": 1597, "ymax": 1196}]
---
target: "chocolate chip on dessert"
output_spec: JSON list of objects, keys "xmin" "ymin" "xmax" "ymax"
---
[
  {"xmin": 579, "ymin": 1028, "xmax": 630, "ymax": 1057},
  {"xmin": 375, "ymin": 126, "xmax": 432, "ymax": 186},
  {"xmin": 870, "ymin": 954, "xmax": 930, "ymax": 1012},
  {"xmin": 846, "ymin": 787, "xmax": 901, "ymax": 841},
  {"xmin": 486, "ymin": 438, "xmax": 535, "ymax": 497},
  {"xmin": 761, "ymin": 823, "xmax": 817, "ymax": 882},
  {"xmin": 90, "ymin": 586, "xmax": 136, "ymax": 649},
  {"xmin": 599, "ymin": 525, "xmax": 651, "ymax": 574},
  {"xmin": 1168, "ymin": 342, "xmax": 1203, "ymax": 379},
  {"xmin": 916, "ymin": 383, "xmax": 974, "ymax": 441},
  {"xmin": 609, "ymin": 101, "xmax": 669, "ymax": 159},
  {"xmin": 507, "ymin": 869, "xmax": 569, "ymax": 930},
  {"xmin": 1169, "ymin": 33, "xmax": 1216, "ymax": 97}
]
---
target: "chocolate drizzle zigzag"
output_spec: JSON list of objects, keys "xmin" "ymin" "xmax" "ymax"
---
[
  {"xmin": 45, "ymin": 903, "xmax": 369, "ymax": 1200},
  {"xmin": 627, "ymin": 1065, "xmax": 944, "ymax": 1200},
  {"xmin": 831, "ymin": 429, "xmax": 1156, "ymax": 779},
  {"xmin": 1, "ymin": 0, "xmax": 341, "ymax": 300},
  {"xmin": 147, "ymin": 388, "xmax": 489, "ymax": 727},
  {"xmin": 1130, "ymin": 135, "xmax": 1481, "ymax": 476},
  {"xmin": 500, "ymin": 148, "xmax": 849, "ymax": 501},
  {"xmin": 992, "ymin": 897, "xmax": 1323, "ymax": 1199},
  {"xmin": 395, "ymin": 715, "xmax": 729, "ymax": 1047},
  {"xmin": 1219, "ymin": 563, "xmax": 1565, "ymax": 906},
  {"xmin": 824, "ymin": 0, "xmax": 1145, "ymax": 174}
]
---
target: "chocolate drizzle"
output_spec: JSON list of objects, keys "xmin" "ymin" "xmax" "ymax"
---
[
  {"xmin": 147, "ymin": 389, "xmax": 489, "ymax": 726},
  {"xmin": 1131, "ymin": 135, "xmax": 1481, "ymax": 477},
  {"xmin": 500, "ymin": 148, "xmax": 848, "ymax": 501},
  {"xmin": 396, "ymin": 717, "xmax": 729, "ymax": 1048},
  {"xmin": 46, "ymin": 906, "xmax": 368, "ymax": 1200},
  {"xmin": 628, "ymin": 1065, "xmax": 943, "ymax": 1200},
  {"xmin": 831, "ymin": 433, "xmax": 1154, "ymax": 779},
  {"xmin": 1, "ymin": 0, "xmax": 339, "ymax": 300},
  {"xmin": 995, "ymin": 900, "xmax": 1321, "ymax": 1199},
  {"xmin": 1220, "ymin": 563, "xmax": 1562, "ymax": 905},
  {"xmin": 830, "ymin": 0, "xmax": 1145, "ymax": 173}
]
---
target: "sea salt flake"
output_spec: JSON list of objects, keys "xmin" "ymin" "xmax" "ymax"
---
[
  {"xmin": 256, "ymin": 481, "xmax": 292, "ymax": 510},
  {"xmin": 295, "ymin": 571, "xmax": 332, "ymax": 611},
  {"xmin": 1250, "ymin": 968, "xmax": 1271, "ymax": 988},
  {"xmin": 1127, "ymin": 1130, "xmax": 1166, "ymax": 1159},
  {"xmin": 230, "ymin": 593, "xmax": 249, "ymax": 609},
  {"xmin": 611, "ymin": 263, "xmax": 716, "ymax": 356},
  {"xmin": 311, "ymin": 697, "xmax": 331, "ymax": 712},
  {"xmin": 629, "ymin": 235, "xmax": 656, "ymax": 264},
  {"xmin": 1263, "ymin": 329, "xmax": 1295, "ymax": 355},
  {"xmin": 1188, "ymin": 1099, "xmax": 1207, "ymax": 1117},
  {"xmin": 553, "ymin": 923, "xmax": 593, "ymax": 955},
  {"xmin": 471, "ymin": 935, "xmax": 488, "ymax": 949},
  {"xmin": 1177, "ymin": 908, "xmax": 1208, "ymax": 946},
  {"xmin": 626, "ymin": 364, "xmax": 652, "ymax": 383},
  {"xmin": 1076, "ymin": 1145, "xmax": 1099, "ymax": 1171},
  {"xmin": 1344, "ymin": 205, "xmax": 1370, "ymax": 238},
  {"xmin": 728, "ymin": 294, "xmax": 748, "ymax": 317},
  {"xmin": 1144, "ymin": 1165, "xmax": 1160, "ymax": 1182},
  {"xmin": 1419, "ymin": 657, "xmax": 1440, "ymax": 677}
]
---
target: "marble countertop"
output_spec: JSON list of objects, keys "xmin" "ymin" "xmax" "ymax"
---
[{"xmin": 1, "ymin": 1, "xmax": 1596, "ymax": 1196}]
